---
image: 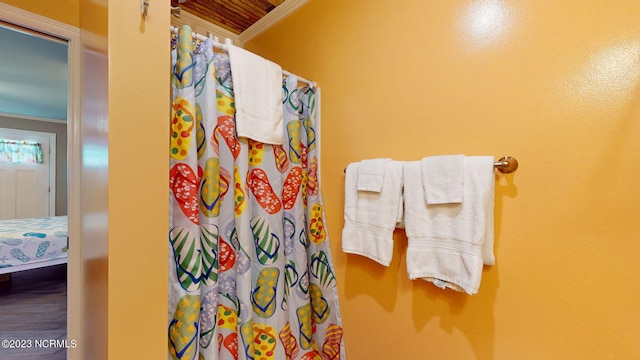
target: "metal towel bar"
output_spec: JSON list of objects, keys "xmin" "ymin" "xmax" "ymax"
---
[{"xmin": 343, "ymin": 156, "xmax": 519, "ymax": 174}]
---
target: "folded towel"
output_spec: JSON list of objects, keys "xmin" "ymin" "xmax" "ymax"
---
[
  {"xmin": 357, "ymin": 158, "xmax": 392, "ymax": 192},
  {"xmin": 228, "ymin": 44, "xmax": 284, "ymax": 144},
  {"xmin": 403, "ymin": 156, "xmax": 495, "ymax": 294},
  {"xmin": 421, "ymin": 154, "xmax": 464, "ymax": 204},
  {"xmin": 342, "ymin": 161, "xmax": 404, "ymax": 266}
]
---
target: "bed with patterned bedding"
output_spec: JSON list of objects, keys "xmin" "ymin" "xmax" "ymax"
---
[{"xmin": 0, "ymin": 216, "xmax": 68, "ymax": 274}]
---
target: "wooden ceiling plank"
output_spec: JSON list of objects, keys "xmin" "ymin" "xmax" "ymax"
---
[
  {"xmin": 223, "ymin": 1, "xmax": 265, "ymax": 22},
  {"xmin": 246, "ymin": 0, "xmax": 277, "ymax": 13},
  {"xmin": 179, "ymin": 0, "xmax": 286, "ymax": 35},
  {"xmin": 182, "ymin": 0, "xmax": 255, "ymax": 33}
]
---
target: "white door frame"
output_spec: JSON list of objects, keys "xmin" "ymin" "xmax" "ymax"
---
[{"xmin": 0, "ymin": 4, "xmax": 81, "ymax": 359}]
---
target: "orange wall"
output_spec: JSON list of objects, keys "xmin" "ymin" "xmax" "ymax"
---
[
  {"xmin": 5, "ymin": 1, "xmax": 169, "ymax": 358},
  {"xmin": 1, "ymin": 0, "xmax": 79, "ymax": 27},
  {"xmin": 246, "ymin": 0, "xmax": 640, "ymax": 358},
  {"xmin": 106, "ymin": 0, "xmax": 169, "ymax": 359}
]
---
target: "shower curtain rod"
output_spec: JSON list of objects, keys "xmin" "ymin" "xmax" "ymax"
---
[{"xmin": 170, "ymin": 26, "xmax": 315, "ymax": 87}]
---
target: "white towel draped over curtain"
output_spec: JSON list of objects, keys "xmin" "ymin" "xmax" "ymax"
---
[{"xmin": 168, "ymin": 26, "xmax": 345, "ymax": 360}]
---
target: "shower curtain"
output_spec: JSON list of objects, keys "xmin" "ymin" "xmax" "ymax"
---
[{"xmin": 168, "ymin": 26, "xmax": 345, "ymax": 360}]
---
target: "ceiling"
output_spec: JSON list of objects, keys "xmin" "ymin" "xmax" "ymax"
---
[
  {"xmin": 0, "ymin": 24, "xmax": 68, "ymax": 121},
  {"xmin": 171, "ymin": 0, "xmax": 308, "ymax": 44},
  {"xmin": 176, "ymin": 0, "xmax": 285, "ymax": 35}
]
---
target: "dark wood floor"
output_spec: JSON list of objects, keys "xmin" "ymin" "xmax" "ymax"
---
[{"xmin": 0, "ymin": 264, "xmax": 67, "ymax": 360}]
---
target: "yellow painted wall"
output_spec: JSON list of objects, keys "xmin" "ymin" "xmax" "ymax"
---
[
  {"xmin": 246, "ymin": 0, "xmax": 640, "ymax": 358},
  {"xmin": 5, "ymin": 1, "xmax": 169, "ymax": 358},
  {"xmin": 1, "ymin": 0, "xmax": 79, "ymax": 27},
  {"xmin": 106, "ymin": 0, "xmax": 169, "ymax": 359}
]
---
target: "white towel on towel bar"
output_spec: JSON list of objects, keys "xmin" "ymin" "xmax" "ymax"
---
[
  {"xmin": 421, "ymin": 154, "xmax": 464, "ymax": 204},
  {"xmin": 342, "ymin": 161, "xmax": 404, "ymax": 266},
  {"xmin": 357, "ymin": 158, "xmax": 392, "ymax": 192},
  {"xmin": 228, "ymin": 44, "xmax": 284, "ymax": 144},
  {"xmin": 403, "ymin": 156, "xmax": 495, "ymax": 295}
]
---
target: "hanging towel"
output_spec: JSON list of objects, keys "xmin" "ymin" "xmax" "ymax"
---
[
  {"xmin": 403, "ymin": 156, "xmax": 495, "ymax": 295},
  {"xmin": 228, "ymin": 44, "xmax": 284, "ymax": 144},
  {"xmin": 357, "ymin": 158, "xmax": 392, "ymax": 192},
  {"xmin": 482, "ymin": 169, "xmax": 496, "ymax": 266},
  {"xmin": 421, "ymin": 154, "xmax": 464, "ymax": 204},
  {"xmin": 342, "ymin": 161, "xmax": 404, "ymax": 266}
]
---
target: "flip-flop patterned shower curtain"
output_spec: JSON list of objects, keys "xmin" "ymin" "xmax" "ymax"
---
[{"xmin": 169, "ymin": 26, "xmax": 345, "ymax": 360}]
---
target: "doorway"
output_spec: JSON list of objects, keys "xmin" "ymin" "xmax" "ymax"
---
[{"xmin": 0, "ymin": 4, "xmax": 80, "ymax": 360}]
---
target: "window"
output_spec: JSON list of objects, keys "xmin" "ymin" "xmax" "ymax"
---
[{"xmin": 0, "ymin": 139, "xmax": 43, "ymax": 163}]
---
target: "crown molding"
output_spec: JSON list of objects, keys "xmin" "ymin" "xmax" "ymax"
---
[{"xmin": 0, "ymin": 111, "xmax": 67, "ymax": 124}]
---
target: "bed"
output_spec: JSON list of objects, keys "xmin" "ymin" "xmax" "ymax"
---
[{"xmin": 0, "ymin": 216, "xmax": 68, "ymax": 274}]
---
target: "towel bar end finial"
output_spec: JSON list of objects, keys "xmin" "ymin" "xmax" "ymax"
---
[{"xmin": 496, "ymin": 156, "xmax": 518, "ymax": 174}]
